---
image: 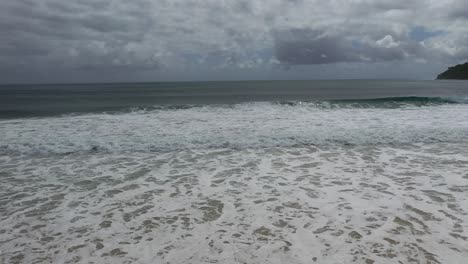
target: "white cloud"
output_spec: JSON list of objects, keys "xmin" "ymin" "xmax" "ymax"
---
[{"xmin": 376, "ymin": 35, "xmax": 400, "ymax": 48}]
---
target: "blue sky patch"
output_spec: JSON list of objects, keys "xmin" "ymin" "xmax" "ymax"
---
[{"xmin": 410, "ymin": 26, "xmax": 445, "ymax": 41}]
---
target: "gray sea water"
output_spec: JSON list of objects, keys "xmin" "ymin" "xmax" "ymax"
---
[
  {"xmin": 1, "ymin": 79, "xmax": 467, "ymax": 118},
  {"xmin": 1, "ymin": 80, "xmax": 468, "ymax": 263}
]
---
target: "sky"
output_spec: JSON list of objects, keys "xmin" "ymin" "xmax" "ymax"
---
[{"xmin": 1, "ymin": 0, "xmax": 468, "ymax": 83}]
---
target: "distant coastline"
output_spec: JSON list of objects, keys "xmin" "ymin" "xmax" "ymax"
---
[{"xmin": 437, "ymin": 62, "xmax": 468, "ymax": 80}]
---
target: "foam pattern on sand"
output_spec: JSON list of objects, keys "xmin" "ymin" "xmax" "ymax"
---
[{"xmin": 1, "ymin": 143, "xmax": 468, "ymax": 263}]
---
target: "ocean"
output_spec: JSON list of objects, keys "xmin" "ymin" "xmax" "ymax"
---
[{"xmin": 0, "ymin": 80, "xmax": 467, "ymax": 263}]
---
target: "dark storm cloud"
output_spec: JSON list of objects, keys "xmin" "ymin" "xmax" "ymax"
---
[
  {"xmin": 449, "ymin": 7, "xmax": 468, "ymax": 19},
  {"xmin": 440, "ymin": 0, "xmax": 468, "ymax": 20},
  {"xmin": 0, "ymin": 0, "xmax": 467, "ymax": 83},
  {"xmin": 273, "ymin": 29, "xmax": 357, "ymax": 64},
  {"xmin": 273, "ymin": 28, "xmax": 424, "ymax": 65}
]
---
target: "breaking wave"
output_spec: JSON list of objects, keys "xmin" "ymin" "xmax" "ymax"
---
[
  {"xmin": 0, "ymin": 98, "xmax": 467, "ymax": 156},
  {"xmin": 99, "ymin": 96, "xmax": 468, "ymax": 113}
]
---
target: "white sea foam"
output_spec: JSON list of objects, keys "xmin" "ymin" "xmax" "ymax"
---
[
  {"xmin": 0, "ymin": 102, "xmax": 467, "ymax": 155},
  {"xmin": 1, "ymin": 143, "xmax": 467, "ymax": 263}
]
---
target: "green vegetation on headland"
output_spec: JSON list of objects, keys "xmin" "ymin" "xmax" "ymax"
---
[{"xmin": 437, "ymin": 62, "xmax": 468, "ymax": 80}]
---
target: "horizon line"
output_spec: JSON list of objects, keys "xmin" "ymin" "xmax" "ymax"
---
[{"xmin": 0, "ymin": 77, "xmax": 443, "ymax": 86}]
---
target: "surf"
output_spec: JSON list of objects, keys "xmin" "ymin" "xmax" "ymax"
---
[{"xmin": 1, "ymin": 101, "xmax": 467, "ymax": 156}]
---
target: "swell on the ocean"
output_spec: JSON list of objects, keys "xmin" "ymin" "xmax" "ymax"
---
[
  {"xmin": 0, "ymin": 96, "xmax": 467, "ymax": 120},
  {"xmin": 79, "ymin": 96, "xmax": 468, "ymax": 113}
]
